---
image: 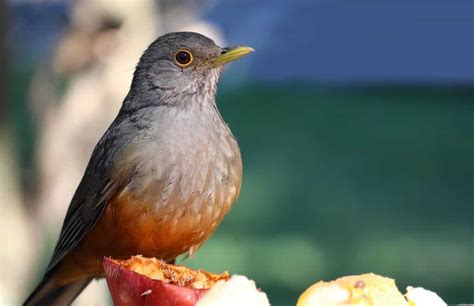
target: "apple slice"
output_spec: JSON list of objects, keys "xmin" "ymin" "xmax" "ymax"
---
[
  {"xmin": 297, "ymin": 273, "xmax": 408, "ymax": 306},
  {"xmin": 103, "ymin": 255, "xmax": 229, "ymax": 306}
]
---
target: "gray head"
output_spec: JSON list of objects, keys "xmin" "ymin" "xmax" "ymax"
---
[{"xmin": 128, "ymin": 32, "xmax": 253, "ymax": 108}]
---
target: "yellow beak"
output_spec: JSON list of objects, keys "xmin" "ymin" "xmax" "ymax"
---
[{"xmin": 213, "ymin": 46, "xmax": 254, "ymax": 65}]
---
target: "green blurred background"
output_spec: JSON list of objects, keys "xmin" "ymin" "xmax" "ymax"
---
[
  {"xmin": 2, "ymin": 0, "xmax": 473, "ymax": 305},
  {"xmin": 185, "ymin": 86, "xmax": 473, "ymax": 305}
]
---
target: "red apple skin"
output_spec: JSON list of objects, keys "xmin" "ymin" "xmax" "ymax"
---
[{"xmin": 104, "ymin": 257, "xmax": 208, "ymax": 306}]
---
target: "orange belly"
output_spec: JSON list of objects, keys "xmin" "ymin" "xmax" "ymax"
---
[{"xmin": 53, "ymin": 186, "xmax": 235, "ymax": 286}]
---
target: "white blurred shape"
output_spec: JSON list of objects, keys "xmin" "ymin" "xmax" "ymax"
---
[
  {"xmin": 405, "ymin": 286, "xmax": 447, "ymax": 306},
  {"xmin": 0, "ymin": 130, "xmax": 36, "ymax": 305},
  {"xmin": 197, "ymin": 275, "xmax": 270, "ymax": 306}
]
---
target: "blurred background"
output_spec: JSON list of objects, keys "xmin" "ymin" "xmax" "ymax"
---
[{"xmin": 1, "ymin": 0, "xmax": 473, "ymax": 305}]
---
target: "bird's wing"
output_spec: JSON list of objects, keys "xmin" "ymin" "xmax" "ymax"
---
[{"xmin": 45, "ymin": 120, "xmax": 132, "ymax": 273}]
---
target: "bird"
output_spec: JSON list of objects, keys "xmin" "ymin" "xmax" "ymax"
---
[{"xmin": 24, "ymin": 31, "xmax": 253, "ymax": 306}]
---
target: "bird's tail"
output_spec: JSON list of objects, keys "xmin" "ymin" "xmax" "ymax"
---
[{"xmin": 24, "ymin": 274, "xmax": 92, "ymax": 306}]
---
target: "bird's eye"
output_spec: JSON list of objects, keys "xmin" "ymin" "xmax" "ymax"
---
[{"xmin": 174, "ymin": 50, "xmax": 193, "ymax": 67}]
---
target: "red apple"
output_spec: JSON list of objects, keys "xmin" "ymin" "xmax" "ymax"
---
[{"xmin": 104, "ymin": 256, "xmax": 229, "ymax": 306}]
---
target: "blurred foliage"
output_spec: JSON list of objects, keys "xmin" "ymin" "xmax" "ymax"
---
[{"xmin": 8, "ymin": 63, "xmax": 473, "ymax": 304}]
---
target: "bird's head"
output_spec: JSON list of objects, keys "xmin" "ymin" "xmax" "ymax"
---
[{"xmin": 130, "ymin": 32, "xmax": 253, "ymax": 106}]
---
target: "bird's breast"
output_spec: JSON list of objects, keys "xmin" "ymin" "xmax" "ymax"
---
[{"xmin": 88, "ymin": 109, "xmax": 242, "ymax": 262}]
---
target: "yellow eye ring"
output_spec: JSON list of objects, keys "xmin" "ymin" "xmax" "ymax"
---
[{"xmin": 174, "ymin": 49, "xmax": 193, "ymax": 67}]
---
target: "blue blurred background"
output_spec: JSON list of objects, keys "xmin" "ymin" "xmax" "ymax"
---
[{"xmin": 1, "ymin": 0, "xmax": 473, "ymax": 305}]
